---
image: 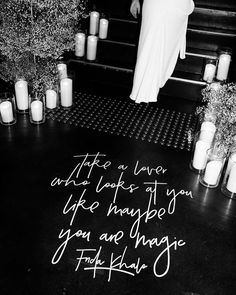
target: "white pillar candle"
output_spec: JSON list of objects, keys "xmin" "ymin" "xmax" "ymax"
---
[
  {"xmin": 46, "ymin": 89, "xmax": 57, "ymax": 109},
  {"xmin": 216, "ymin": 53, "xmax": 231, "ymax": 81},
  {"xmin": 226, "ymin": 163, "xmax": 236, "ymax": 193},
  {"xmin": 203, "ymin": 160, "xmax": 223, "ymax": 186},
  {"xmin": 204, "ymin": 112, "xmax": 216, "ymax": 124},
  {"xmin": 57, "ymin": 63, "xmax": 67, "ymax": 80},
  {"xmin": 99, "ymin": 18, "xmax": 109, "ymax": 39},
  {"xmin": 200, "ymin": 121, "xmax": 216, "ymax": 133},
  {"xmin": 14, "ymin": 80, "xmax": 29, "ymax": 111},
  {"xmin": 209, "ymin": 82, "xmax": 222, "ymax": 91},
  {"xmin": 199, "ymin": 130, "xmax": 215, "ymax": 144},
  {"xmin": 89, "ymin": 11, "xmax": 100, "ymax": 35},
  {"xmin": 199, "ymin": 121, "xmax": 216, "ymax": 143},
  {"xmin": 31, "ymin": 100, "xmax": 43, "ymax": 122},
  {"xmin": 203, "ymin": 63, "xmax": 216, "ymax": 83},
  {"xmin": 87, "ymin": 35, "xmax": 98, "ymax": 61},
  {"xmin": 75, "ymin": 32, "xmax": 86, "ymax": 57},
  {"xmin": 60, "ymin": 78, "xmax": 73, "ymax": 107},
  {"xmin": 0, "ymin": 101, "xmax": 14, "ymax": 123},
  {"xmin": 192, "ymin": 140, "xmax": 211, "ymax": 170},
  {"xmin": 225, "ymin": 153, "xmax": 236, "ymax": 176}
]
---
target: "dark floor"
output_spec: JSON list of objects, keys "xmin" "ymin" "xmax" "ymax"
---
[
  {"xmin": 1, "ymin": 0, "xmax": 236, "ymax": 292},
  {"xmin": 0, "ymin": 89, "xmax": 235, "ymax": 295}
]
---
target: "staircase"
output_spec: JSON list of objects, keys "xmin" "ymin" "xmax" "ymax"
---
[{"xmin": 67, "ymin": 0, "xmax": 236, "ymax": 102}]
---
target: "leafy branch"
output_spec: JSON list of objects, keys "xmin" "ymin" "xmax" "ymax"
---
[
  {"xmin": 0, "ymin": 0, "xmax": 88, "ymax": 93},
  {"xmin": 197, "ymin": 83, "xmax": 236, "ymax": 153}
]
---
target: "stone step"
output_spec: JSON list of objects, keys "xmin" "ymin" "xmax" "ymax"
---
[
  {"xmin": 191, "ymin": 7, "xmax": 236, "ymax": 32},
  {"xmin": 70, "ymin": 0, "xmax": 235, "ymax": 101},
  {"xmin": 92, "ymin": 0, "xmax": 236, "ymax": 21},
  {"xmin": 107, "ymin": 17, "xmax": 236, "ymax": 54},
  {"xmin": 96, "ymin": 39, "xmax": 212, "ymax": 76},
  {"xmin": 187, "ymin": 27, "xmax": 236, "ymax": 54},
  {"xmin": 195, "ymin": 0, "xmax": 236, "ymax": 12},
  {"xmin": 67, "ymin": 54, "xmax": 205, "ymax": 101}
]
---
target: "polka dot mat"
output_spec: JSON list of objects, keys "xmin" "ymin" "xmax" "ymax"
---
[{"xmin": 46, "ymin": 91, "xmax": 198, "ymax": 151}]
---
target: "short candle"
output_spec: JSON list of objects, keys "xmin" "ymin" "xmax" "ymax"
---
[
  {"xmin": 99, "ymin": 18, "xmax": 109, "ymax": 39},
  {"xmin": 14, "ymin": 80, "xmax": 29, "ymax": 111},
  {"xmin": 203, "ymin": 63, "xmax": 216, "ymax": 83},
  {"xmin": 57, "ymin": 63, "xmax": 67, "ymax": 80},
  {"xmin": 203, "ymin": 160, "xmax": 223, "ymax": 186},
  {"xmin": 31, "ymin": 100, "xmax": 43, "ymax": 122},
  {"xmin": 46, "ymin": 89, "xmax": 57, "ymax": 109},
  {"xmin": 0, "ymin": 101, "xmax": 14, "ymax": 123},
  {"xmin": 209, "ymin": 82, "xmax": 222, "ymax": 91}
]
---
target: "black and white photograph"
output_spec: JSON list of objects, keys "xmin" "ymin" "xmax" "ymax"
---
[{"xmin": 0, "ymin": 0, "xmax": 236, "ymax": 294}]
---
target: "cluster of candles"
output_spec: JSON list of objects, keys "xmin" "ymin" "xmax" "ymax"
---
[
  {"xmin": 0, "ymin": 63, "xmax": 73, "ymax": 126},
  {"xmin": 1, "ymin": 10, "xmax": 110, "ymax": 125},
  {"xmin": 202, "ymin": 48, "xmax": 232, "ymax": 83},
  {"xmin": 191, "ymin": 119, "xmax": 236, "ymax": 199},
  {"xmin": 75, "ymin": 11, "xmax": 109, "ymax": 61}
]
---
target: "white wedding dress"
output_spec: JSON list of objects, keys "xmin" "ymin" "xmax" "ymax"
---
[{"xmin": 130, "ymin": 0, "xmax": 195, "ymax": 103}]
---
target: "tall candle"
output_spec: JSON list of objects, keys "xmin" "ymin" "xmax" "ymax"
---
[
  {"xmin": 203, "ymin": 62, "xmax": 216, "ymax": 83},
  {"xmin": 14, "ymin": 80, "xmax": 29, "ymax": 111},
  {"xmin": 46, "ymin": 89, "xmax": 57, "ymax": 109},
  {"xmin": 226, "ymin": 163, "xmax": 236, "ymax": 193},
  {"xmin": 204, "ymin": 112, "xmax": 216, "ymax": 124},
  {"xmin": 216, "ymin": 52, "xmax": 231, "ymax": 81},
  {"xmin": 199, "ymin": 121, "xmax": 216, "ymax": 143},
  {"xmin": 87, "ymin": 35, "xmax": 98, "ymax": 61},
  {"xmin": 0, "ymin": 101, "xmax": 14, "ymax": 123},
  {"xmin": 192, "ymin": 140, "xmax": 211, "ymax": 170},
  {"xmin": 60, "ymin": 78, "xmax": 73, "ymax": 107},
  {"xmin": 31, "ymin": 100, "xmax": 43, "ymax": 122},
  {"xmin": 99, "ymin": 18, "xmax": 109, "ymax": 39},
  {"xmin": 199, "ymin": 130, "xmax": 215, "ymax": 144},
  {"xmin": 57, "ymin": 63, "xmax": 67, "ymax": 80},
  {"xmin": 203, "ymin": 160, "xmax": 223, "ymax": 186},
  {"xmin": 75, "ymin": 32, "xmax": 86, "ymax": 57},
  {"xmin": 200, "ymin": 121, "xmax": 216, "ymax": 133},
  {"xmin": 89, "ymin": 11, "xmax": 100, "ymax": 35}
]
